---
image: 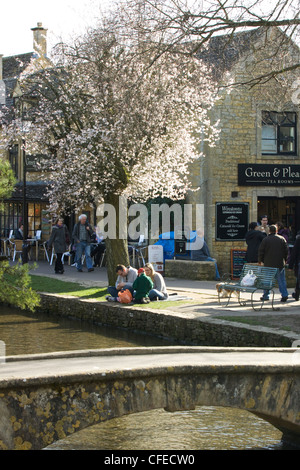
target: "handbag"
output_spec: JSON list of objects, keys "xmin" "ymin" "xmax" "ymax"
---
[
  {"xmin": 118, "ymin": 289, "xmax": 133, "ymax": 304},
  {"xmin": 240, "ymin": 270, "xmax": 257, "ymax": 287}
]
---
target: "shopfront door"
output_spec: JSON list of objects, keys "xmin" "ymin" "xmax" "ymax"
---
[{"xmin": 257, "ymin": 197, "xmax": 300, "ymax": 241}]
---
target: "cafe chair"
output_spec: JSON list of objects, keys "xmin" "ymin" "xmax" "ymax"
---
[
  {"xmin": 4, "ymin": 230, "xmax": 15, "ymax": 258},
  {"xmin": 12, "ymin": 240, "xmax": 23, "ymax": 262},
  {"xmin": 40, "ymin": 241, "xmax": 50, "ymax": 262},
  {"xmin": 99, "ymin": 249, "xmax": 106, "ymax": 267},
  {"xmin": 50, "ymin": 248, "xmax": 56, "ymax": 265},
  {"xmin": 35, "ymin": 230, "xmax": 42, "ymax": 240},
  {"xmin": 62, "ymin": 246, "xmax": 72, "ymax": 265},
  {"xmin": 7, "ymin": 239, "xmax": 15, "ymax": 259}
]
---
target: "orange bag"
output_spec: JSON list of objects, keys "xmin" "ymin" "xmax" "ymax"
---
[{"xmin": 118, "ymin": 289, "xmax": 133, "ymax": 304}]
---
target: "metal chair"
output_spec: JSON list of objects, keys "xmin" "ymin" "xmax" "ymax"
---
[
  {"xmin": 62, "ymin": 246, "xmax": 72, "ymax": 265},
  {"xmin": 99, "ymin": 249, "xmax": 106, "ymax": 267},
  {"xmin": 40, "ymin": 242, "xmax": 50, "ymax": 262},
  {"xmin": 50, "ymin": 248, "xmax": 56, "ymax": 265}
]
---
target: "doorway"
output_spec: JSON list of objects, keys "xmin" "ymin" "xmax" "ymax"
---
[{"xmin": 257, "ymin": 197, "xmax": 300, "ymax": 242}]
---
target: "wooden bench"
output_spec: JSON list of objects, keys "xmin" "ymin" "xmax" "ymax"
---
[{"xmin": 217, "ymin": 264, "xmax": 278, "ymax": 311}]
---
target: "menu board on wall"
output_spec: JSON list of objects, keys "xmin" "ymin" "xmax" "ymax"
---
[{"xmin": 216, "ymin": 203, "xmax": 249, "ymax": 241}]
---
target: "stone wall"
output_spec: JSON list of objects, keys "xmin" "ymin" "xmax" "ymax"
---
[
  {"xmin": 37, "ymin": 293, "xmax": 298, "ymax": 348},
  {"xmin": 165, "ymin": 259, "xmax": 215, "ymax": 280}
]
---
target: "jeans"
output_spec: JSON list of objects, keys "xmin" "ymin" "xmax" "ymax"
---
[
  {"xmin": 263, "ymin": 268, "xmax": 288, "ymax": 299},
  {"xmin": 207, "ymin": 257, "xmax": 221, "ymax": 281},
  {"xmin": 107, "ymin": 284, "xmax": 134, "ymax": 298},
  {"xmin": 149, "ymin": 289, "xmax": 168, "ymax": 301},
  {"xmin": 76, "ymin": 241, "xmax": 93, "ymax": 270}
]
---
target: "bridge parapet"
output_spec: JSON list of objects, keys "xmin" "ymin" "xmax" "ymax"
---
[{"xmin": 0, "ymin": 346, "xmax": 300, "ymax": 449}]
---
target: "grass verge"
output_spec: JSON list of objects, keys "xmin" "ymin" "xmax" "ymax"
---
[
  {"xmin": 29, "ymin": 274, "xmax": 197, "ymax": 309},
  {"xmin": 30, "ymin": 274, "xmax": 108, "ymax": 300}
]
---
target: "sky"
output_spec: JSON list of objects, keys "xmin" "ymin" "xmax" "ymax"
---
[
  {"xmin": 0, "ymin": 0, "xmax": 111, "ymax": 57},
  {"xmin": 1, "ymin": 0, "xmax": 298, "ymax": 57}
]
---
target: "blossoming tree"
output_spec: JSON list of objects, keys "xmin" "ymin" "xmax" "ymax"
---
[{"xmin": 1, "ymin": 11, "xmax": 219, "ymax": 283}]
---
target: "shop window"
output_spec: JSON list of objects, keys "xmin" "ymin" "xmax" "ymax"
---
[
  {"xmin": 0, "ymin": 202, "xmax": 47, "ymax": 238},
  {"xmin": 262, "ymin": 111, "xmax": 297, "ymax": 156}
]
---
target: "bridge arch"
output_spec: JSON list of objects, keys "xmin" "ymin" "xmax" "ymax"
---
[{"xmin": 0, "ymin": 347, "xmax": 299, "ymax": 450}]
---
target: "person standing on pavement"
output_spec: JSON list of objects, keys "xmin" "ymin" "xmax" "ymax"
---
[
  {"xmin": 245, "ymin": 222, "xmax": 266, "ymax": 263},
  {"xmin": 47, "ymin": 218, "xmax": 70, "ymax": 274},
  {"xmin": 259, "ymin": 215, "xmax": 270, "ymax": 235},
  {"xmin": 288, "ymin": 232, "xmax": 300, "ymax": 301},
  {"xmin": 258, "ymin": 224, "xmax": 289, "ymax": 302},
  {"xmin": 72, "ymin": 214, "xmax": 95, "ymax": 272}
]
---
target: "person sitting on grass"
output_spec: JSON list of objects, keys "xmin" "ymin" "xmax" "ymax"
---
[
  {"xmin": 144, "ymin": 263, "xmax": 168, "ymax": 301},
  {"xmin": 106, "ymin": 264, "xmax": 137, "ymax": 301},
  {"xmin": 132, "ymin": 268, "xmax": 153, "ymax": 304}
]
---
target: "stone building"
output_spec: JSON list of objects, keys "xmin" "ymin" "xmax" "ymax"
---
[
  {"xmin": 189, "ymin": 27, "xmax": 300, "ymax": 275},
  {"xmin": 0, "ymin": 23, "xmax": 52, "ymax": 239}
]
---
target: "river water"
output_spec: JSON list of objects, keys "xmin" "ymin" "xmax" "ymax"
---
[{"xmin": 0, "ymin": 306, "xmax": 285, "ymax": 450}]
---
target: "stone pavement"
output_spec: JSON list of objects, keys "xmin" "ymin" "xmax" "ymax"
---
[
  {"xmin": 1, "ymin": 347, "xmax": 298, "ymax": 381},
  {"xmin": 25, "ymin": 260, "xmax": 300, "ymax": 337}
]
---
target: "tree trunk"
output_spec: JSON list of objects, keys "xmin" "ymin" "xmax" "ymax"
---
[{"xmin": 104, "ymin": 193, "xmax": 129, "ymax": 286}]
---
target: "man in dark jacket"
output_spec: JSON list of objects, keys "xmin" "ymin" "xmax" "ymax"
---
[
  {"xmin": 72, "ymin": 214, "xmax": 95, "ymax": 272},
  {"xmin": 258, "ymin": 224, "xmax": 289, "ymax": 301},
  {"xmin": 245, "ymin": 222, "xmax": 266, "ymax": 263}
]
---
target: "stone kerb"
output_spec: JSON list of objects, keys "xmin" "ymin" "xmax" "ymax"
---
[{"xmin": 165, "ymin": 259, "xmax": 215, "ymax": 280}]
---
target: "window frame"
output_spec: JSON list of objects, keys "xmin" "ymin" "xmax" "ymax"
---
[{"xmin": 261, "ymin": 111, "xmax": 297, "ymax": 156}]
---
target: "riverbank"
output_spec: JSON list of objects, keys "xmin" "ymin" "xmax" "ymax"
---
[{"xmin": 23, "ymin": 261, "xmax": 300, "ymax": 347}]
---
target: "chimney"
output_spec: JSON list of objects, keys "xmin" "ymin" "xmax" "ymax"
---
[
  {"xmin": 0, "ymin": 54, "xmax": 5, "ymax": 105},
  {"xmin": 31, "ymin": 22, "xmax": 48, "ymax": 57}
]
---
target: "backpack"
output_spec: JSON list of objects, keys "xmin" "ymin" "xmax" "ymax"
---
[{"xmin": 118, "ymin": 289, "xmax": 133, "ymax": 304}]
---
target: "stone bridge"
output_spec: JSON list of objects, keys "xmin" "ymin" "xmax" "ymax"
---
[{"xmin": 0, "ymin": 346, "xmax": 300, "ymax": 450}]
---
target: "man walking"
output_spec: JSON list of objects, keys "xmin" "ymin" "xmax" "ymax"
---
[
  {"xmin": 72, "ymin": 214, "xmax": 95, "ymax": 272},
  {"xmin": 258, "ymin": 224, "xmax": 289, "ymax": 302}
]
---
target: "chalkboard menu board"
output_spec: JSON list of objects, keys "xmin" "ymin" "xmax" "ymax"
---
[
  {"xmin": 216, "ymin": 203, "xmax": 249, "ymax": 241},
  {"xmin": 174, "ymin": 227, "xmax": 188, "ymax": 258},
  {"xmin": 231, "ymin": 249, "xmax": 247, "ymax": 279}
]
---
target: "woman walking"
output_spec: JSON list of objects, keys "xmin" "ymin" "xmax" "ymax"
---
[{"xmin": 48, "ymin": 218, "xmax": 70, "ymax": 274}]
